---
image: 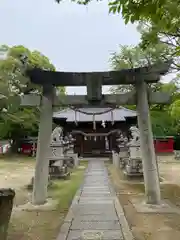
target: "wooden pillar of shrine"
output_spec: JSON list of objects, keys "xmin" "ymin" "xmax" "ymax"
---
[
  {"xmin": 136, "ymin": 79, "xmax": 161, "ymax": 204},
  {"xmin": 32, "ymin": 84, "xmax": 54, "ymax": 205}
]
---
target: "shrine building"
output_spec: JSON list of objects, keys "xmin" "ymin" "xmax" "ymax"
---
[{"xmin": 53, "ymin": 107, "xmax": 137, "ymax": 157}]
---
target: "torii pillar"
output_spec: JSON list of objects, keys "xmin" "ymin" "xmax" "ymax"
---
[
  {"xmin": 32, "ymin": 84, "xmax": 54, "ymax": 205},
  {"xmin": 136, "ymin": 79, "xmax": 161, "ymax": 204}
]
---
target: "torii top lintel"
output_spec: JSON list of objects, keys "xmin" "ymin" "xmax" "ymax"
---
[{"xmin": 26, "ymin": 60, "xmax": 171, "ymax": 87}]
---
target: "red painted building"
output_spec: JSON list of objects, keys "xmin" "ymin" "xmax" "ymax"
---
[{"xmin": 154, "ymin": 136, "xmax": 174, "ymax": 153}]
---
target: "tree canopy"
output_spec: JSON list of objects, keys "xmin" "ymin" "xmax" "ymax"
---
[
  {"xmin": 62, "ymin": 0, "xmax": 179, "ymax": 30},
  {"xmin": 109, "ymin": 0, "xmax": 180, "ymax": 71},
  {"xmin": 57, "ymin": 0, "xmax": 179, "ymax": 68},
  {"xmin": 110, "ymin": 44, "xmax": 180, "ymax": 136},
  {"xmin": 109, "ymin": 43, "xmax": 172, "ymax": 92},
  {"xmin": 0, "ymin": 45, "xmax": 65, "ymax": 150}
]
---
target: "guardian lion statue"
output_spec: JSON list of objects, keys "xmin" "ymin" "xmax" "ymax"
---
[
  {"xmin": 51, "ymin": 126, "xmax": 63, "ymax": 143},
  {"xmin": 128, "ymin": 126, "xmax": 140, "ymax": 146}
]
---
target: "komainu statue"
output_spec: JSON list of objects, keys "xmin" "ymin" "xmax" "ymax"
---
[
  {"xmin": 50, "ymin": 126, "xmax": 63, "ymax": 143},
  {"xmin": 49, "ymin": 126, "xmax": 71, "ymax": 179},
  {"xmin": 128, "ymin": 126, "xmax": 140, "ymax": 146}
]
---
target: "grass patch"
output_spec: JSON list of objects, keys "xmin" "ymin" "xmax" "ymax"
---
[
  {"xmin": 7, "ymin": 163, "xmax": 87, "ymax": 240},
  {"xmin": 49, "ymin": 166, "xmax": 86, "ymax": 209}
]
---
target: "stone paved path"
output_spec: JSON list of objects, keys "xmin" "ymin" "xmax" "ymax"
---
[{"xmin": 57, "ymin": 160, "xmax": 133, "ymax": 240}]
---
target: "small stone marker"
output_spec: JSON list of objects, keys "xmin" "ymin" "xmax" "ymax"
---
[
  {"xmin": 81, "ymin": 231, "xmax": 103, "ymax": 240},
  {"xmin": 112, "ymin": 150, "xmax": 119, "ymax": 168}
]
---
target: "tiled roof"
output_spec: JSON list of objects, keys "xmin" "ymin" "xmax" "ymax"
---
[{"xmin": 53, "ymin": 107, "xmax": 136, "ymax": 122}]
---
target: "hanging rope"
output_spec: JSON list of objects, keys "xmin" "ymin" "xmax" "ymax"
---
[
  {"xmin": 70, "ymin": 106, "xmax": 115, "ymax": 115},
  {"xmin": 70, "ymin": 106, "xmax": 117, "ymax": 130}
]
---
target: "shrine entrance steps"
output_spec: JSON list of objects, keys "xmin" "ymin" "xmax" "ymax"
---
[{"xmin": 57, "ymin": 159, "xmax": 133, "ymax": 240}]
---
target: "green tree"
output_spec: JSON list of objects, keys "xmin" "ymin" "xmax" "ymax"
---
[
  {"xmin": 137, "ymin": 22, "xmax": 180, "ymax": 72},
  {"xmin": 55, "ymin": 0, "xmax": 178, "ymax": 28},
  {"xmin": 109, "ymin": 44, "xmax": 172, "ymax": 94},
  {"xmin": 109, "ymin": 44, "xmax": 179, "ymax": 136},
  {"xmin": 61, "ymin": 0, "xmax": 179, "ymax": 68},
  {"xmin": 170, "ymin": 100, "xmax": 180, "ymax": 120},
  {"xmin": 107, "ymin": 0, "xmax": 179, "ymax": 29},
  {"xmin": 0, "ymin": 45, "xmax": 64, "ymax": 152},
  {"xmin": 104, "ymin": 0, "xmax": 180, "ymax": 70}
]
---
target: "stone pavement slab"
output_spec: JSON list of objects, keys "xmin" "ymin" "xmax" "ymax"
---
[
  {"xmin": 67, "ymin": 230, "xmax": 124, "ymax": 240},
  {"xmin": 81, "ymin": 193, "xmax": 112, "ymax": 197},
  {"xmin": 57, "ymin": 159, "xmax": 133, "ymax": 240},
  {"xmin": 74, "ymin": 214, "xmax": 119, "ymax": 221},
  {"xmin": 81, "ymin": 191, "xmax": 111, "ymax": 194},
  {"xmin": 79, "ymin": 197, "xmax": 114, "ymax": 204},
  {"xmin": 71, "ymin": 220, "xmax": 121, "ymax": 230}
]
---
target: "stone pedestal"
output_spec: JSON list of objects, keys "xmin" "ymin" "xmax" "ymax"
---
[
  {"xmin": 119, "ymin": 150, "xmax": 128, "ymax": 158},
  {"xmin": 124, "ymin": 157, "xmax": 143, "ymax": 176},
  {"xmin": 129, "ymin": 145, "xmax": 141, "ymax": 159},
  {"xmin": 124, "ymin": 145, "xmax": 143, "ymax": 176},
  {"xmin": 48, "ymin": 143, "xmax": 70, "ymax": 179},
  {"xmin": 69, "ymin": 153, "xmax": 79, "ymax": 167},
  {"xmin": 119, "ymin": 146, "xmax": 129, "ymax": 169},
  {"xmin": 49, "ymin": 143, "xmax": 64, "ymax": 168},
  {"xmin": 50, "ymin": 143, "xmax": 64, "ymax": 158},
  {"xmin": 65, "ymin": 141, "xmax": 79, "ymax": 168}
]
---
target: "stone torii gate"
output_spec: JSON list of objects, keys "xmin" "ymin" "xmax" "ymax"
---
[{"xmin": 21, "ymin": 61, "xmax": 171, "ymax": 205}]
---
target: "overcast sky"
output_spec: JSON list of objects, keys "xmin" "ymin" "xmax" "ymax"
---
[{"xmin": 1, "ymin": 0, "xmax": 171, "ymax": 95}]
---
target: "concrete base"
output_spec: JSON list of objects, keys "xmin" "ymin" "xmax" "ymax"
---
[
  {"xmin": 132, "ymin": 198, "xmax": 180, "ymax": 214},
  {"xmin": 13, "ymin": 198, "xmax": 58, "ymax": 212}
]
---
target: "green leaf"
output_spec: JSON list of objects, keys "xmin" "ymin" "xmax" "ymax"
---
[{"xmin": 0, "ymin": 44, "xmax": 66, "ymax": 140}]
